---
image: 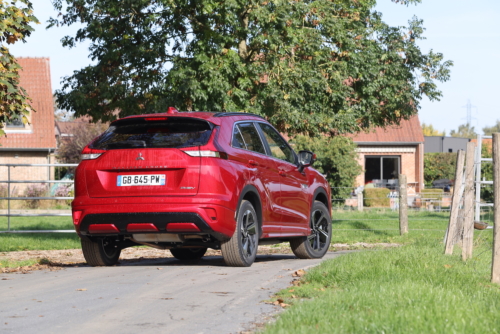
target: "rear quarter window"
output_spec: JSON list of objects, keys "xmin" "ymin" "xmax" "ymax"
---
[{"xmin": 90, "ymin": 118, "xmax": 213, "ymax": 150}]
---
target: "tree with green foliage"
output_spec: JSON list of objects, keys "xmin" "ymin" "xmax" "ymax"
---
[
  {"xmin": 0, "ymin": 0, "xmax": 38, "ymax": 135},
  {"xmin": 292, "ymin": 135, "xmax": 361, "ymax": 203},
  {"xmin": 49, "ymin": 0, "xmax": 451, "ymax": 136},
  {"xmin": 422, "ymin": 122, "xmax": 445, "ymax": 136},
  {"xmin": 450, "ymin": 123, "xmax": 477, "ymax": 139},
  {"xmin": 423, "ymin": 153, "xmax": 456, "ymax": 187},
  {"xmin": 482, "ymin": 120, "xmax": 500, "ymax": 136}
]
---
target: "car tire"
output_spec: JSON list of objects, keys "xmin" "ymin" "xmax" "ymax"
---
[
  {"xmin": 221, "ymin": 200, "xmax": 259, "ymax": 267},
  {"xmin": 170, "ymin": 247, "xmax": 208, "ymax": 260},
  {"xmin": 290, "ymin": 201, "xmax": 332, "ymax": 259},
  {"xmin": 81, "ymin": 238, "xmax": 121, "ymax": 266}
]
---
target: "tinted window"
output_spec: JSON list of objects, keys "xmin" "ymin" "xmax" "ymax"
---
[
  {"xmin": 236, "ymin": 122, "xmax": 266, "ymax": 154},
  {"xmin": 232, "ymin": 126, "xmax": 245, "ymax": 149},
  {"xmin": 90, "ymin": 118, "xmax": 212, "ymax": 150},
  {"xmin": 258, "ymin": 123, "xmax": 295, "ymax": 164}
]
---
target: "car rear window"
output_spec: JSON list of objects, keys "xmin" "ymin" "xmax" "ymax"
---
[{"xmin": 90, "ymin": 117, "xmax": 213, "ymax": 150}]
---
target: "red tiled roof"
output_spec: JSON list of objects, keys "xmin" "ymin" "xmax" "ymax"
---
[
  {"xmin": 349, "ymin": 115, "xmax": 424, "ymax": 144},
  {"xmin": 0, "ymin": 58, "xmax": 56, "ymax": 149}
]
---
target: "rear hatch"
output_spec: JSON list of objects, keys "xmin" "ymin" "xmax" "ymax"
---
[{"xmin": 84, "ymin": 116, "xmax": 213, "ymax": 198}]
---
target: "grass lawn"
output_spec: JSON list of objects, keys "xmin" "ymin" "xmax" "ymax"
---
[
  {"xmin": 263, "ymin": 210, "xmax": 499, "ymax": 334},
  {"xmin": 0, "ymin": 216, "xmax": 80, "ymax": 252}
]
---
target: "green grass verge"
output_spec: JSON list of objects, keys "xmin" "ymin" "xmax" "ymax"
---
[
  {"xmin": 263, "ymin": 212, "xmax": 499, "ymax": 333},
  {"xmin": 0, "ymin": 216, "xmax": 80, "ymax": 252},
  {"xmin": 0, "ymin": 258, "xmax": 39, "ymax": 269},
  {"xmin": 330, "ymin": 210, "xmax": 450, "ymax": 244}
]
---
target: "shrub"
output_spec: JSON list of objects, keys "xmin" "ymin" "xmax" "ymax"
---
[
  {"xmin": 292, "ymin": 135, "xmax": 361, "ymax": 205},
  {"xmin": 54, "ymin": 183, "xmax": 74, "ymax": 206},
  {"xmin": 424, "ymin": 153, "xmax": 457, "ymax": 187},
  {"xmin": 23, "ymin": 183, "xmax": 48, "ymax": 209},
  {"xmin": 363, "ymin": 188, "xmax": 390, "ymax": 207}
]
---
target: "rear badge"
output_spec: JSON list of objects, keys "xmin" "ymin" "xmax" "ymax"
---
[{"xmin": 136, "ymin": 153, "xmax": 145, "ymax": 161}]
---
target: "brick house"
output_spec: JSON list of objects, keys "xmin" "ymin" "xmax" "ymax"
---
[
  {"xmin": 350, "ymin": 115, "xmax": 425, "ymax": 192},
  {"xmin": 0, "ymin": 58, "xmax": 57, "ymax": 193}
]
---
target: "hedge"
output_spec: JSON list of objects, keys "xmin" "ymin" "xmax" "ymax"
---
[{"xmin": 363, "ymin": 188, "xmax": 390, "ymax": 207}]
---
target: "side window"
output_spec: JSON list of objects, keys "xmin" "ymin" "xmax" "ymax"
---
[
  {"xmin": 232, "ymin": 126, "xmax": 245, "ymax": 149},
  {"xmin": 235, "ymin": 122, "xmax": 266, "ymax": 154},
  {"xmin": 258, "ymin": 123, "xmax": 296, "ymax": 164}
]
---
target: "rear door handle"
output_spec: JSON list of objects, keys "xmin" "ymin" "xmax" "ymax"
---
[
  {"xmin": 279, "ymin": 170, "xmax": 286, "ymax": 177},
  {"xmin": 248, "ymin": 160, "xmax": 259, "ymax": 167}
]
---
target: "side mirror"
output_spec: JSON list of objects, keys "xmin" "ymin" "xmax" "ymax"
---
[{"xmin": 298, "ymin": 150, "xmax": 316, "ymax": 173}]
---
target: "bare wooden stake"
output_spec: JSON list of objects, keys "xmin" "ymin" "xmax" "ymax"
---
[
  {"xmin": 492, "ymin": 133, "xmax": 500, "ymax": 283},
  {"xmin": 399, "ymin": 174, "xmax": 408, "ymax": 235},
  {"xmin": 462, "ymin": 142, "xmax": 476, "ymax": 260},
  {"xmin": 445, "ymin": 150, "xmax": 466, "ymax": 255}
]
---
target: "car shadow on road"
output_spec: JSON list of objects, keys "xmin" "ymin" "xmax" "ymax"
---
[{"xmin": 53, "ymin": 253, "xmax": 303, "ymax": 269}]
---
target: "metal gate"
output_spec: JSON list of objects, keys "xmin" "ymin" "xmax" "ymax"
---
[{"xmin": 0, "ymin": 163, "xmax": 78, "ymax": 233}]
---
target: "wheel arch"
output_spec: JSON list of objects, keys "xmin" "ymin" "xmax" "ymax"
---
[
  {"xmin": 313, "ymin": 187, "xmax": 331, "ymax": 214},
  {"xmin": 237, "ymin": 185, "xmax": 263, "ymax": 237}
]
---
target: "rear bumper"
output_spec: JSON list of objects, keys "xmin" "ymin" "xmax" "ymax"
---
[{"xmin": 72, "ymin": 201, "xmax": 236, "ymax": 241}]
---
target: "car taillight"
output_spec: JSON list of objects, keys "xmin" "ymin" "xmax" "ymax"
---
[
  {"xmin": 80, "ymin": 146, "xmax": 106, "ymax": 160},
  {"xmin": 182, "ymin": 150, "xmax": 228, "ymax": 159}
]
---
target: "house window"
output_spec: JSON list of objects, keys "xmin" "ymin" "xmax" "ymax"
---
[
  {"xmin": 365, "ymin": 156, "xmax": 400, "ymax": 186},
  {"xmin": 6, "ymin": 115, "xmax": 25, "ymax": 128}
]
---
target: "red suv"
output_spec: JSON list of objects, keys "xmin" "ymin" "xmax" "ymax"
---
[{"xmin": 72, "ymin": 109, "xmax": 332, "ymax": 267}]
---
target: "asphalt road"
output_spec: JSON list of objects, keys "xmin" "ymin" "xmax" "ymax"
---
[{"xmin": 0, "ymin": 251, "xmax": 349, "ymax": 334}]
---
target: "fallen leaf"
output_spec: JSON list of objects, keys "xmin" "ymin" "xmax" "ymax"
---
[
  {"xmin": 157, "ymin": 268, "xmax": 163, "ymax": 270},
  {"xmin": 279, "ymin": 303, "xmax": 290, "ymax": 308},
  {"xmin": 444, "ymin": 264, "xmax": 452, "ymax": 269},
  {"xmin": 273, "ymin": 301, "xmax": 280, "ymax": 305},
  {"xmin": 76, "ymin": 289, "xmax": 87, "ymax": 291},
  {"xmin": 288, "ymin": 289, "xmax": 295, "ymax": 292},
  {"xmin": 294, "ymin": 269, "xmax": 306, "ymax": 277},
  {"xmin": 292, "ymin": 280, "xmax": 301, "ymax": 286},
  {"xmin": 277, "ymin": 298, "xmax": 284, "ymax": 303}
]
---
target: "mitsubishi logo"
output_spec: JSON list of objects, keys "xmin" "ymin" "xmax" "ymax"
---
[{"xmin": 136, "ymin": 153, "xmax": 145, "ymax": 161}]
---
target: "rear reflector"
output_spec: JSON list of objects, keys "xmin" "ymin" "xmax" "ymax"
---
[
  {"xmin": 88, "ymin": 224, "xmax": 120, "ymax": 234},
  {"xmin": 166, "ymin": 223, "xmax": 200, "ymax": 232},
  {"xmin": 126, "ymin": 223, "xmax": 159, "ymax": 232},
  {"xmin": 72, "ymin": 210, "xmax": 82, "ymax": 226}
]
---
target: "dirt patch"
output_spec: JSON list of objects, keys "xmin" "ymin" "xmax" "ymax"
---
[{"xmin": 0, "ymin": 243, "xmax": 400, "ymax": 273}]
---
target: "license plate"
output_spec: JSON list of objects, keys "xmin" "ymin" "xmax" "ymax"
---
[{"xmin": 117, "ymin": 174, "xmax": 166, "ymax": 186}]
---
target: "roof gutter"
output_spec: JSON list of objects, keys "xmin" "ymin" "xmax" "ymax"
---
[
  {"xmin": 354, "ymin": 141, "xmax": 423, "ymax": 146},
  {"xmin": 0, "ymin": 148, "xmax": 57, "ymax": 152}
]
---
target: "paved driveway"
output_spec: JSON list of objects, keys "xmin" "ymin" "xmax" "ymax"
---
[{"xmin": 0, "ymin": 251, "xmax": 349, "ymax": 334}]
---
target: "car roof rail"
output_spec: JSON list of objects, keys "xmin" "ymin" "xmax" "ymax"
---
[{"xmin": 213, "ymin": 112, "xmax": 266, "ymax": 120}]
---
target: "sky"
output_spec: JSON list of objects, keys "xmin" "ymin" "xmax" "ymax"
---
[{"xmin": 8, "ymin": 0, "xmax": 500, "ymax": 135}]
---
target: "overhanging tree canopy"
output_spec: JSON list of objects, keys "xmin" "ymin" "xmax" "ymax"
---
[
  {"xmin": 50, "ymin": 0, "xmax": 452, "ymax": 136},
  {"xmin": 0, "ymin": 0, "xmax": 38, "ymax": 135}
]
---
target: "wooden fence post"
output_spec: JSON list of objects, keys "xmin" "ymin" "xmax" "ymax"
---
[
  {"xmin": 445, "ymin": 150, "xmax": 466, "ymax": 255},
  {"xmin": 357, "ymin": 191, "xmax": 363, "ymax": 212},
  {"xmin": 399, "ymin": 174, "xmax": 408, "ymax": 235},
  {"xmin": 462, "ymin": 142, "xmax": 476, "ymax": 260},
  {"xmin": 492, "ymin": 133, "xmax": 500, "ymax": 283}
]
